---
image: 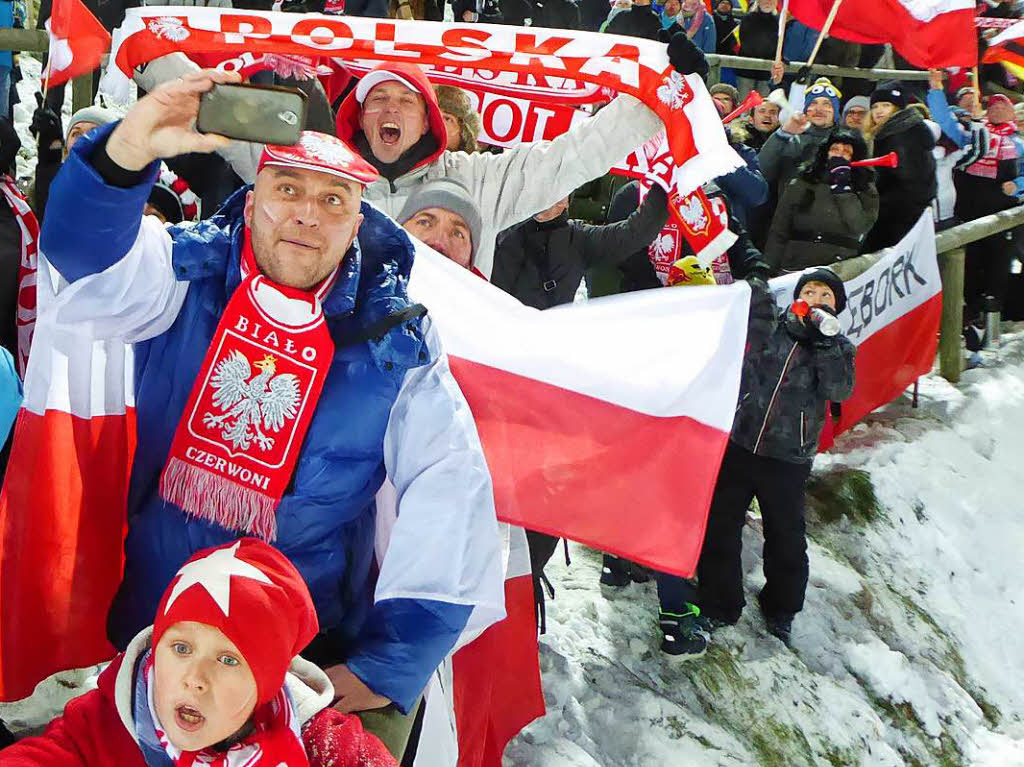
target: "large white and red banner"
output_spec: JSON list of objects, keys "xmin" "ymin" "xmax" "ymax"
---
[
  {"xmin": 789, "ymin": 0, "xmax": 977, "ymax": 69},
  {"xmin": 103, "ymin": 9, "xmax": 735, "ymax": 196},
  {"xmin": 770, "ymin": 213, "xmax": 942, "ymax": 449}
]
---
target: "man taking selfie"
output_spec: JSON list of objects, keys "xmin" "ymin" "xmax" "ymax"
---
[{"xmin": 38, "ymin": 69, "xmax": 502, "ymax": 759}]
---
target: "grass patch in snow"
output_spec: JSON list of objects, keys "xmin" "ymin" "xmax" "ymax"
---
[{"xmin": 805, "ymin": 468, "xmax": 880, "ymax": 525}]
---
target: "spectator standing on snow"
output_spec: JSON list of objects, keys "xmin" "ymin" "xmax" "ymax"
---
[
  {"xmin": 734, "ymin": 0, "xmax": 779, "ymax": 96},
  {"xmin": 656, "ymin": 269, "xmax": 855, "ymax": 657},
  {"xmin": 765, "ymin": 128, "xmax": 879, "ymax": 274},
  {"xmin": 860, "ymin": 82, "xmax": 937, "ymax": 252}
]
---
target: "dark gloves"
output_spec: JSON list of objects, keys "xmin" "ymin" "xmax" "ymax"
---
[
  {"xmin": 30, "ymin": 92, "xmax": 63, "ymax": 148},
  {"xmin": 809, "ymin": 303, "xmax": 841, "ymax": 344},
  {"xmin": 829, "ymin": 163, "xmax": 853, "ymax": 192},
  {"xmin": 668, "ymin": 32, "xmax": 709, "ymax": 82},
  {"xmin": 794, "ymin": 64, "xmax": 813, "ymax": 85}
]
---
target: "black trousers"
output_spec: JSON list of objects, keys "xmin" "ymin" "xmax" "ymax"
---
[
  {"xmin": 965, "ymin": 229, "xmax": 1017, "ymax": 319},
  {"xmin": 660, "ymin": 442, "xmax": 812, "ymax": 621}
]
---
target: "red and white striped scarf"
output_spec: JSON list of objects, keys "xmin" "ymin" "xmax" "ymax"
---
[
  {"xmin": 965, "ymin": 120, "xmax": 1019, "ymax": 179},
  {"xmin": 0, "ymin": 176, "xmax": 39, "ymax": 378}
]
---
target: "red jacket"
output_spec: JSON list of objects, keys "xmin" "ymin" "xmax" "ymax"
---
[
  {"xmin": 0, "ymin": 657, "xmax": 147, "ymax": 767},
  {"xmin": 0, "ymin": 646, "xmax": 397, "ymax": 767}
]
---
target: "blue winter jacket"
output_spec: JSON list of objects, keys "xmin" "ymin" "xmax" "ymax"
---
[
  {"xmin": 40, "ymin": 124, "xmax": 472, "ymax": 713},
  {"xmin": 715, "ymin": 139, "xmax": 768, "ymax": 228}
]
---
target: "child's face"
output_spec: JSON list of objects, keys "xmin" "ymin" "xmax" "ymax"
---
[
  {"xmin": 798, "ymin": 281, "xmax": 837, "ymax": 311},
  {"xmin": 153, "ymin": 621, "xmax": 259, "ymax": 753}
]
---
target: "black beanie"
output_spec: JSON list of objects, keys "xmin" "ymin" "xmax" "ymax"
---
[
  {"xmin": 870, "ymin": 81, "xmax": 907, "ymax": 110},
  {"xmin": 795, "ymin": 268, "xmax": 847, "ymax": 314}
]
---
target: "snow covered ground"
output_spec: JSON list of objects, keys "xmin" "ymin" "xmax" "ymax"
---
[
  {"xmin": 505, "ymin": 333, "xmax": 1024, "ymax": 767},
  {"xmin": 3, "ymin": 55, "xmax": 1024, "ymax": 767}
]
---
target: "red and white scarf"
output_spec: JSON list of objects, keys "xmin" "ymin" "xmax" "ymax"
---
[
  {"xmin": 158, "ymin": 230, "xmax": 336, "ymax": 540},
  {"xmin": 965, "ymin": 120, "xmax": 1019, "ymax": 179},
  {"xmin": 143, "ymin": 655, "xmax": 307, "ymax": 767},
  {"xmin": 0, "ymin": 176, "xmax": 40, "ymax": 378}
]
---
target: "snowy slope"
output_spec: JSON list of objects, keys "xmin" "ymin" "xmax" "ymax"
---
[{"xmin": 505, "ymin": 335, "xmax": 1024, "ymax": 767}]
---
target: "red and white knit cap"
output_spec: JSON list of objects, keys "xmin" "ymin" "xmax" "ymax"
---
[
  {"xmin": 258, "ymin": 131, "xmax": 379, "ymax": 185},
  {"xmin": 152, "ymin": 538, "xmax": 319, "ymax": 706},
  {"xmin": 149, "ymin": 165, "xmax": 200, "ymax": 224}
]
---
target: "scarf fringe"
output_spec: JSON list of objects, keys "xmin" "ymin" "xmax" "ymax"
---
[{"xmin": 160, "ymin": 457, "xmax": 278, "ymax": 541}]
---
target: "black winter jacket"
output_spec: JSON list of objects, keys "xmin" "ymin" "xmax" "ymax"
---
[
  {"xmin": 605, "ymin": 4, "xmax": 662, "ymax": 40},
  {"xmin": 730, "ymin": 281, "xmax": 856, "ymax": 463},
  {"xmin": 493, "ymin": 184, "xmax": 668, "ymax": 308},
  {"xmin": 862, "ymin": 110, "xmax": 937, "ymax": 252},
  {"xmin": 766, "ymin": 177, "xmax": 879, "ymax": 273},
  {"xmin": 736, "ymin": 10, "xmax": 778, "ymax": 79}
]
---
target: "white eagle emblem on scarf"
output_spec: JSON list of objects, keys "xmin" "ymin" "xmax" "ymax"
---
[
  {"xmin": 677, "ymin": 195, "xmax": 709, "ymax": 234},
  {"xmin": 202, "ymin": 351, "xmax": 301, "ymax": 451},
  {"xmin": 147, "ymin": 17, "xmax": 191, "ymax": 42}
]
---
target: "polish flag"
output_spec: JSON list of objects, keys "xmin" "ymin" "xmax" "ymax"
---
[
  {"xmin": 44, "ymin": 0, "xmax": 112, "ymax": 90},
  {"xmin": 407, "ymin": 244, "xmax": 751, "ymax": 577},
  {"xmin": 788, "ymin": 0, "xmax": 978, "ymax": 69}
]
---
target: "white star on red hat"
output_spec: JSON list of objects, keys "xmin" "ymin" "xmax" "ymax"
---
[{"xmin": 163, "ymin": 541, "xmax": 272, "ymax": 617}]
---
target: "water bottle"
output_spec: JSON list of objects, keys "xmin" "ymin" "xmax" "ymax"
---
[
  {"xmin": 791, "ymin": 301, "xmax": 841, "ymax": 337},
  {"xmin": 809, "ymin": 307, "xmax": 841, "ymax": 337}
]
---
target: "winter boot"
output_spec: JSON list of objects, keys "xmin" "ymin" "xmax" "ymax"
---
[
  {"xmin": 599, "ymin": 554, "xmax": 632, "ymax": 588},
  {"xmin": 0, "ymin": 719, "xmax": 15, "ymax": 750},
  {"xmin": 659, "ymin": 605, "xmax": 709, "ymax": 660},
  {"xmin": 757, "ymin": 592, "xmax": 794, "ymax": 647},
  {"xmin": 629, "ymin": 563, "xmax": 653, "ymax": 584}
]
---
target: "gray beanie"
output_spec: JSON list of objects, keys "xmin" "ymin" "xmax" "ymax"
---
[
  {"xmin": 398, "ymin": 179, "xmax": 483, "ymax": 264},
  {"xmin": 841, "ymin": 96, "xmax": 870, "ymax": 120},
  {"xmin": 65, "ymin": 105, "xmax": 119, "ymax": 142}
]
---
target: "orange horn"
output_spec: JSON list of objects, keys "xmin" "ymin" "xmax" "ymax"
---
[
  {"xmin": 851, "ymin": 152, "xmax": 899, "ymax": 168},
  {"xmin": 722, "ymin": 91, "xmax": 765, "ymax": 124}
]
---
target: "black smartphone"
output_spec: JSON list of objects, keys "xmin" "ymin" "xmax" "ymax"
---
[{"xmin": 196, "ymin": 83, "xmax": 308, "ymax": 146}]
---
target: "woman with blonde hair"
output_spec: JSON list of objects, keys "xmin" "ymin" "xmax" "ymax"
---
[{"xmin": 860, "ymin": 82, "xmax": 936, "ymax": 252}]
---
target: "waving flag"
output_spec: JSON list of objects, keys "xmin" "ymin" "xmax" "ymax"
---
[
  {"xmin": 983, "ymin": 20, "xmax": 1024, "ymax": 79},
  {"xmin": 44, "ymin": 0, "xmax": 112, "ymax": 89},
  {"xmin": 408, "ymin": 246, "xmax": 750, "ymax": 577},
  {"xmin": 788, "ymin": 0, "xmax": 978, "ymax": 68}
]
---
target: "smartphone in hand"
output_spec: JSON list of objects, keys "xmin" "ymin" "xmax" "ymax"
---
[{"xmin": 197, "ymin": 83, "xmax": 308, "ymax": 146}]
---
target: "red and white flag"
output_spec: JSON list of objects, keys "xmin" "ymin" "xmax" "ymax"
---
[
  {"xmin": 407, "ymin": 245, "xmax": 750, "ymax": 576},
  {"xmin": 44, "ymin": 0, "xmax": 112, "ymax": 89},
  {"xmin": 788, "ymin": 0, "xmax": 978, "ymax": 69}
]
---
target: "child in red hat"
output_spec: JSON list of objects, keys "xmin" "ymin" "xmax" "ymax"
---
[{"xmin": 0, "ymin": 539, "xmax": 396, "ymax": 767}]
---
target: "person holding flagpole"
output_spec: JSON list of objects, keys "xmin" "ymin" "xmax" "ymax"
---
[{"xmin": 37, "ymin": 67, "xmax": 503, "ymax": 760}]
